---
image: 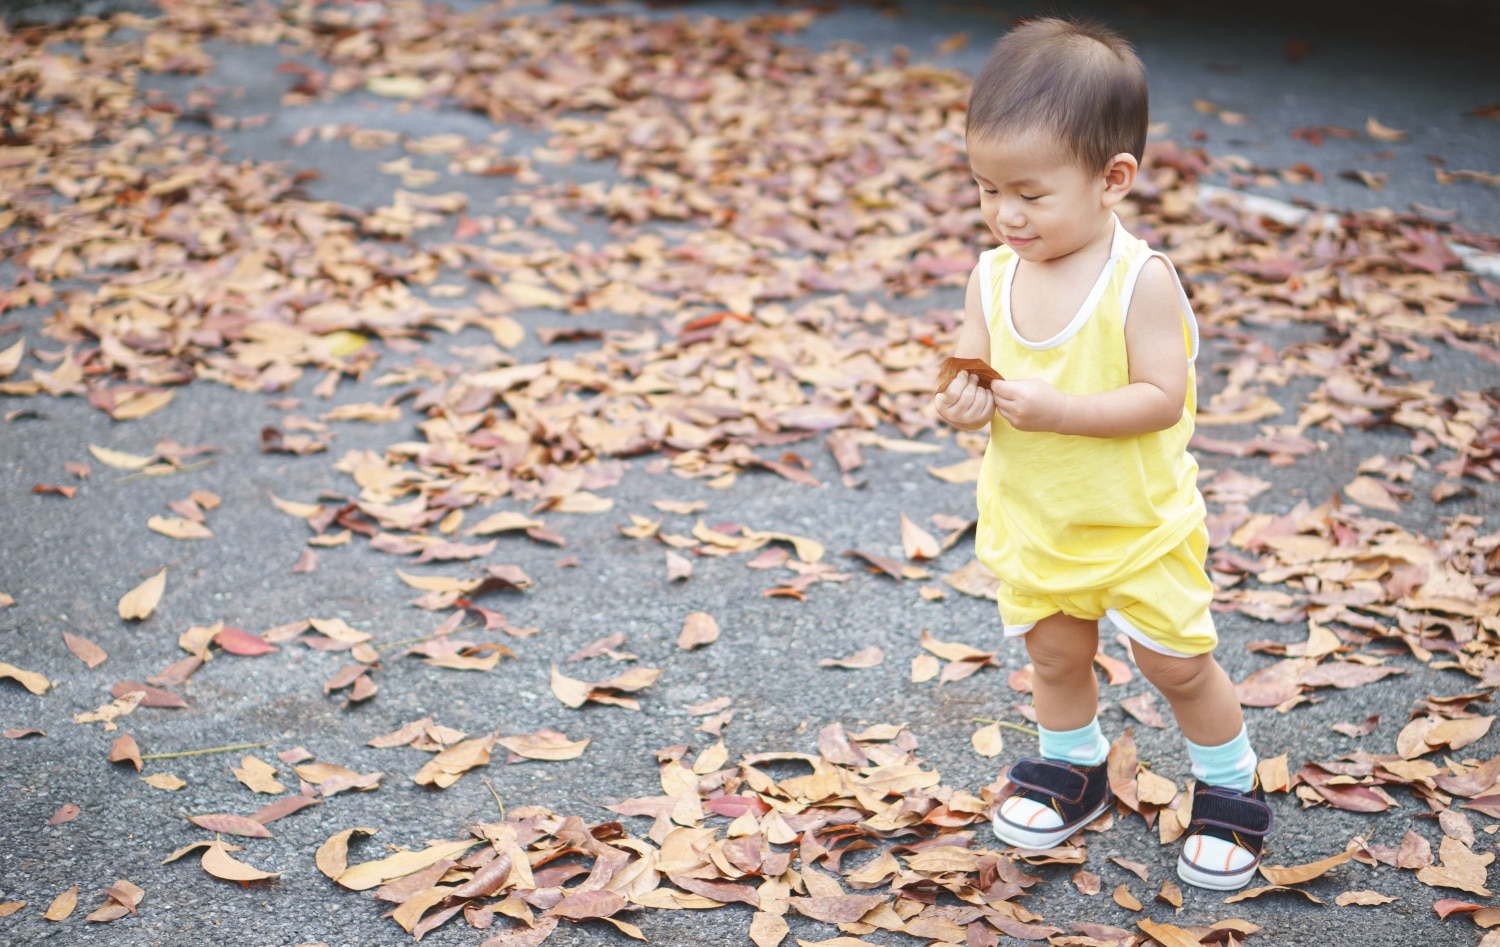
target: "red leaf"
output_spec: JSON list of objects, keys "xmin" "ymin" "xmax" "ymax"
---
[
  {"xmin": 214, "ymin": 626, "xmax": 278, "ymax": 656},
  {"xmin": 187, "ymin": 813, "xmax": 273, "ymax": 838},
  {"xmin": 703, "ymin": 795, "xmax": 771, "ymax": 818},
  {"xmin": 110, "ymin": 682, "xmax": 187, "ymax": 708}
]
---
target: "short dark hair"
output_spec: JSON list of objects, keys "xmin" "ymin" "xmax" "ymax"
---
[{"xmin": 966, "ymin": 17, "xmax": 1148, "ymax": 172}]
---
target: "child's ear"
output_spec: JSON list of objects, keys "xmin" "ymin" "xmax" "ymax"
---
[{"xmin": 1100, "ymin": 152, "xmax": 1138, "ymax": 205}]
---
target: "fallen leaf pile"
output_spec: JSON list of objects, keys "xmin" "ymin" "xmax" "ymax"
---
[{"xmin": 2, "ymin": 0, "xmax": 1499, "ymax": 943}]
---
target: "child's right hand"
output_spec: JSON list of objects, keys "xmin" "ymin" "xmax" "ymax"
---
[{"xmin": 934, "ymin": 370, "xmax": 998, "ymax": 430}]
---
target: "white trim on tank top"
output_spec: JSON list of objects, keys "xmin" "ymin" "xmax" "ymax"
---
[{"xmin": 1001, "ymin": 215, "xmax": 1128, "ymax": 351}]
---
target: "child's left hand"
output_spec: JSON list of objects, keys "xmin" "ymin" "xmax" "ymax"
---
[{"xmin": 991, "ymin": 378, "xmax": 1068, "ymax": 433}]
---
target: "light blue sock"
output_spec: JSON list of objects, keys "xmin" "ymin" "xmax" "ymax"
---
[
  {"xmin": 1185, "ymin": 725, "xmax": 1257, "ymax": 792},
  {"xmin": 1038, "ymin": 718, "xmax": 1109, "ymax": 767}
]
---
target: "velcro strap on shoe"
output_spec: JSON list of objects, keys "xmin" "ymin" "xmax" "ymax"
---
[
  {"xmin": 1190, "ymin": 787, "xmax": 1273, "ymax": 837},
  {"xmin": 1007, "ymin": 757, "xmax": 1088, "ymax": 806}
]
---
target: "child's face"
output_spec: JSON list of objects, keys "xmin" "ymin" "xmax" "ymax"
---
[{"xmin": 967, "ymin": 129, "xmax": 1124, "ymax": 263}]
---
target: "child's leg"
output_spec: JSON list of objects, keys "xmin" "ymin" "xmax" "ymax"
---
[
  {"xmin": 1025, "ymin": 611, "xmax": 1103, "ymax": 735},
  {"xmin": 992, "ymin": 613, "xmax": 1113, "ymax": 849},
  {"xmin": 1128, "ymin": 646, "xmax": 1254, "ymax": 788},
  {"xmin": 1130, "ymin": 644, "xmax": 1271, "ymax": 891}
]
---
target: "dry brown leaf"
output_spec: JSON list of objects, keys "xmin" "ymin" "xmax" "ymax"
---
[
  {"xmin": 1258, "ymin": 847, "xmax": 1355, "ymax": 885},
  {"xmin": 201, "ymin": 841, "xmax": 281, "ymax": 883},
  {"xmin": 970, "ymin": 723, "xmax": 1004, "ymax": 758},
  {"xmin": 1111, "ymin": 884, "xmax": 1142, "ymax": 911},
  {"xmin": 496, "ymin": 728, "xmax": 590, "ymax": 761},
  {"xmin": 1365, "ymin": 115, "xmax": 1408, "ymax": 141},
  {"xmin": 818, "ymin": 647, "xmax": 884, "ymax": 669},
  {"xmin": 62, "ymin": 632, "xmax": 107, "ymax": 669},
  {"xmin": 1334, "ymin": 890, "xmax": 1397, "ymax": 906},
  {"xmin": 0, "ymin": 660, "xmax": 51, "ymax": 695},
  {"xmin": 900, "ymin": 514, "xmax": 940, "ymax": 560},
  {"xmin": 233, "ymin": 755, "xmax": 286, "ymax": 795},
  {"xmin": 1223, "ymin": 884, "xmax": 1325, "ymax": 905},
  {"xmin": 1416, "ymin": 836, "xmax": 1494, "ymax": 896},
  {"xmin": 108, "ymin": 734, "xmax": 142, "ymax": 771},
  {"xmin": 337, "ymin": 839, "xmax": 478, "ymax": 891},
  {"xmin": 117, "ymin": 570, "xmax": 167, "ymax": 621},
  {"xmin": 316, "ymin": 827, "xmax": 378, "ymax": 880},
  {"xmin": 44, "ymin": 886, "xmax": 78, "ymax": 921},
  {"xmin": 148, "ymin": 515, "xmax": 214, "ymax": 540},
  {"xmin": 678, "ymin": 611, "xmax": 720, "ymax": 650},
  {"xmin": 142, "ymin": 773, "xmax": 186, "ymax": 791}
]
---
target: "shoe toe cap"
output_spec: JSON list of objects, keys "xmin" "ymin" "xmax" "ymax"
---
[
  {"xmin": 999, "ymin": 796, "xmax": 1064, "ymax": 831},
  {"xmin": 1184, "ymin": 834, "xmax": 1255, "ymax": 874}
]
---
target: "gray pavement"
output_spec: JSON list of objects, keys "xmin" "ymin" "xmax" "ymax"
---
[{"xmin": 2, "ymin": 2, "xmax": 1499, "ymax": 947}]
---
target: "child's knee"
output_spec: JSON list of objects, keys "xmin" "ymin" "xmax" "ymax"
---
[{"xmin": 1136, "ymin": 649, "xmax": 1217, "ymax": 697}]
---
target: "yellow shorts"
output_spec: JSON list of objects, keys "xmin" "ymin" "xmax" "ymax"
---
[{"xmin": 996, "ymin": 526, "xmax": 1217, "ymax": 657}]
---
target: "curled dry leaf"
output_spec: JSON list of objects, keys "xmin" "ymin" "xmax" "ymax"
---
[
  {"xmin": 497, "ymin": 728, "xmax": 590, "ymax": 762},
  {"xmin": 1258, "ymin": 847, "xmax": 1355, "ymax": 885},
  {"xmin": 337, "ymin": 839, "xmax": 478, "ymax": 891},
  {"xmin": 413, "ymin": 733, "xmax": 496, "ymax": 788},
  {"xmin": 86, "ymin": 880, "xmax": 144, "ymax": 922},
  {"xmin": 234, "ymin": 755, "xmax": 286, "ymax": 794},
  {"xmin": 0, "ymin": 660, "xmax": 51, "ymax": 695},
  {"xmin": 1111, "ymin": 884, "xmax": 1142, "ymax": 911},
  {"xmin": 1223, "ymin": 884, "xmax": 1326, "ymax": 905},
  {"xmin": 108, "ymin": 734, "xmax": 142, "ymax": 771},
  {"xmin": 147, "ymin": 515, "xmax": 214, "ymax": 539},
  {"xmin": 201, "ymin": 841, "xmax": 281, "ymax": 884},
  {"xmin": 316, "ymin": 827, "xmax": 378, "ymax": 880},
  {"xmin": 117, "ymin": 569, "xmax": 167, "ymax": 621},
  {"xmin": 900, "ymin": 514, "xmax": 940, "ymax": 560},
  {"xmin": 818, "ymin": 646, "xmax": 884, "ymax": 669}
]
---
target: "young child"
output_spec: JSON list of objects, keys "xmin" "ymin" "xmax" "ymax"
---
[{"xmin": 933, "ymin": 17, "xmax": 1272, "ymax": 891}]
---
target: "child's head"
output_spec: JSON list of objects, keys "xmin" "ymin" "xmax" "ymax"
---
[
  {"xmin": 965, "ymin": 17, "xmax": 1148, "ymax": 259},
  {"xmin": 968, "ymin": 17, "xmax": 1147, "ymax": 173}
]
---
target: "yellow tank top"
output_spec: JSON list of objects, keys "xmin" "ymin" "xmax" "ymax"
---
[{"xmin": 974, "ymin": 217, "xmax": 1205, "ymax": 595}]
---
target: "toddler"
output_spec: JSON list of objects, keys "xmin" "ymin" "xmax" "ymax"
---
[{"xmin": 933, "ymin": 17, "xmax": 1272, "ymax": 891}]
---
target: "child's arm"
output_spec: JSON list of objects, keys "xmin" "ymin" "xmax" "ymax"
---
[
  {"xmin": 989, "ymin": 258, "xmax": 1189, "ymax": 438},
  {"xmin": 933, "ymin": 267, "xmax": 997, "ymax": 432}
]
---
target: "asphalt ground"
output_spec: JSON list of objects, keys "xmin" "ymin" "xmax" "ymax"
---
[{"xmin": 1, "ymin": 2, "xmax": 1498, "ymax": 946}]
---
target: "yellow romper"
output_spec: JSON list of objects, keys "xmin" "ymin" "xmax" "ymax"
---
[{"xmin": 974, "ymin": 216, "xmax": 1216, "ymax": 657}]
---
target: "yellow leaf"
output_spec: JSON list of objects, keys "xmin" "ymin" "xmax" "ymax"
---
[
  {"xmin": 0, "ymin": 339, "xmax": 23, "ymax": 377},
  {"xmin": 0, "ymin": 660, "xmax": 51, "ymax": 695},
  {"xmin": 201, "ymin": 841, "xmax": 281, "ymax": 883},
  {"xmin": 316, "ymin": 827, "xmax": 378, "ymax": 880},
  {"xmin": 233, "ymin": 755, "xmax": 286, "ymax": 795},
  {"xmin": 118, "ymin": 569, "xmax": 167, "ymax": 621},
  {"xmin": 323, "ymin": 330, "xmax": 368, "ymax": 357},
  {"xmin": 147, "ymin": 516, "xmax": 214, "ymax": 540},
  {"xmin": 971, "ymin": 723, "xmax": 1003, "ymax": 758},
  {"xmin": 110, "ymin": 388, "xmax": 175, "ymax": 420},
  {"xmin": 89, "ymin": 444, "xmax": 154, "ymax": 470},
  {"xmin": 467, "ymin": 511, "xmax": 544, "ymax": 535},
  {"xmin": 551, "ymin": 665, "xmax": 592, "ymax": 708},
  {"xmin": 1366, "ymin": 116, "xmax": 1408, "ymax": 142},
  {"xmin": 337, "ymin": 839, "xmax": 478, "ymax": 891},
  {"xmin": 44, "ymin": 885, "xmax": 78, "ymax": 921},
  {"xmin": 269, "ymin": 494, "xmax": 322, "ymax": 519},
  {"xmin": 365, "ymin": 75, "xmax": 428, "ymax": 98},
  {"xmin": 678, "ymin": 612, "xmax": 720, "ymax": 650},
  {"xmin": 1258, "ymin": 848, "xmax": 1356, "ymax": 885}
]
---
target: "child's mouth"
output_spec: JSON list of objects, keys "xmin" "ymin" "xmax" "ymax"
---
[{"xmin": 1007, "ymin": 235, "xmax": 1036, "ymax": 248}]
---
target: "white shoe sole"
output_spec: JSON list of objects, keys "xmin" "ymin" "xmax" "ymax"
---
[
  {"xmin": 1176, "ymin": 854, "xmax": 1258, "ymax": 891},
  {"xmin": 991, "ymin": 795, "xmax": 1112, "ymax": 850}
]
